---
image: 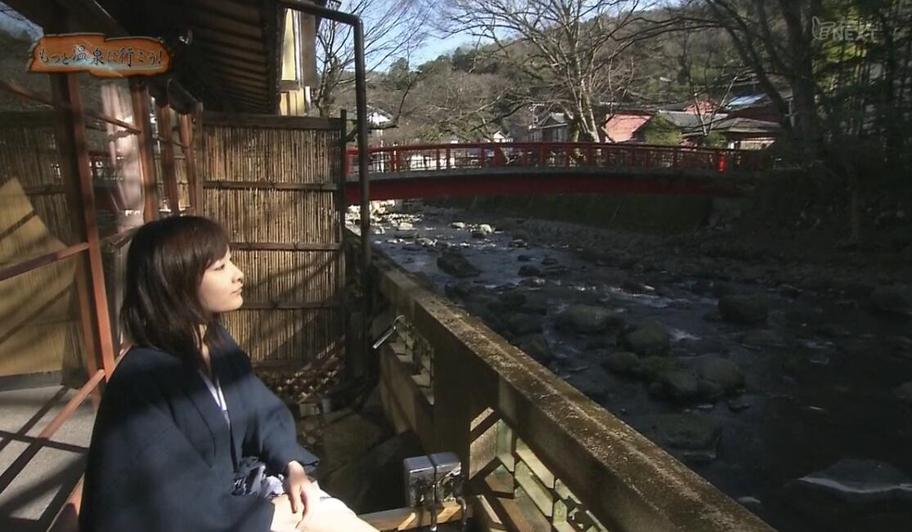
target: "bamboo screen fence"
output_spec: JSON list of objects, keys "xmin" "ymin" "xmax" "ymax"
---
[
  {"xmin": 198, "ymin": 113, "xmax": 345, "ymax": 368},
  {"xmin": 0, "ymin": 112, "xmax": 84, "ymax": 382}
]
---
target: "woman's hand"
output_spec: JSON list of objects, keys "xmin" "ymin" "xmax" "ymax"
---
[
  {"xmin": 270, "ymin": 494, "xmax": 303, "ymax": 532},
  {"xmin": 285, "ymin": 460, "xmax": 319, "ymax": 516}
]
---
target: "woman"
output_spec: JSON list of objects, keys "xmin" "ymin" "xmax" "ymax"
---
[{"xmin": 80, "ymin": 216, "xmax": 375, "ymax": 532}]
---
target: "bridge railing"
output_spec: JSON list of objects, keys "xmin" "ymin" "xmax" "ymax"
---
[{"xmin": 345, "ymin": 142, "xmax": 769, "ymax": 178}]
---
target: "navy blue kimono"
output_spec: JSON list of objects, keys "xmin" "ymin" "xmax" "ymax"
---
[{"xmin": 80, "ymin": 330, "xmax": 319, "ymax": 532}]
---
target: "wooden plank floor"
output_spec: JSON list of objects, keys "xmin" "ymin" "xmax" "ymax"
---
[{"xmin": 0, "ymin": 385, "xmax": 93, "ymax": 532}]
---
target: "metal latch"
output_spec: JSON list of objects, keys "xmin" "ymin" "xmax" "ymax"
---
[{"xmin": 371, "ymin": 314, "xmax": 404, "ymax": 350}]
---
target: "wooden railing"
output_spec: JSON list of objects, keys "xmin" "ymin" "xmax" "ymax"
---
[
  {"xmin": 348, "ymin": 230, "xmax": 773, "ymax": 532},
  {"xmin": 345, "ymin": 142, "xmax": 770, "ymax": 178}
]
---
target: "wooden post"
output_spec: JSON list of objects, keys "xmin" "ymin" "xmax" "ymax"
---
[
  {"xmin": 155, "ymin": 102, "xmax": 181, "ymax": 214},
  {"xmin": 130, "ymin": 80, "xmax": 159, "ymax": 222},
  {"xmin": 52, "ymin": 73, "xmax": 117, "ymax": 379},
  {"xmin": 179, "ymin": 113, "xmax": 201, "ymax": 214}
]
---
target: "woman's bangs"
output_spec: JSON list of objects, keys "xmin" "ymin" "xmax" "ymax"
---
[{"xmin": 193, "ymin": 218, "xmax": 230, "ymax": 268}]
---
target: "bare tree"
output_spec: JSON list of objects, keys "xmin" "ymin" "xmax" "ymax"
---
[
  {"xmin": 680, "ymin": 0, "xmax": 821, "ymax": 158},
  {"xmin": 315, "ymin": 0, "xmax": 430, "ymax": 116},
  {"xmin": 436, "ymin": 0, "xmax": 655, "ymax": 141}
]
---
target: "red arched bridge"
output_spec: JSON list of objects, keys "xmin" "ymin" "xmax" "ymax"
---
[{"xmin": 342, "ymin": 142, "xmax": 770, "ymax": 204}]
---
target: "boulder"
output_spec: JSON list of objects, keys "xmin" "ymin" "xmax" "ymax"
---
[
  {"xmin": 620, "ymin": 320, "xmax": 670, "ymax": 356},
  {"xmin": 718, "ymin": 294, "xmax": 769, "ymax": 324},
  {"xmin": 870, "ymin": 287, "xmax": 912, "ymax": 317},
  {"xmin": 450, "ymin": 221, "xmax": 466, "ymax": 229},
  {"xmin": 740, "ymin": 330, "xmax": 785, "ymax": 348},
  {"xmin": 518, "ymin": 265, "xmax": 541, "ymax": 277},
  {"xmin": 436, "ymin": 251, "xmax": 480, "ymax": 278},
  {"xmin": 504, "ymin": 313, "xmax": 543, "ymax": 336},
  {"xmin": 621, "ymin": 279, "xmax": 648, "ymax": 294},
  {"xmin": 477, "ymin": 223, "xmax": 494, "ymax": 235},
  {"xmin": 496, "ymin": 290, "xmax": 527, "ymax": 310},
  {"xmin": 444, "ymin": 281, "xmax": 476, "ymax": 299},
  {"xmin": 784, "ymin": 459, "xmax": 912, "ymax": 506},
  {"xmin": 660, "ymin": 370, "xmax": 700, "ymax": 401},
  {"xmin": 634, "ymin": 356, "xmax": 677, "ymax": 383},
  {"xmin": 894, "ymin": 382, "xmax": 912, "ymax": 407},
  {"xmin": 542, "ymin": 264, "xmax": 570, "ymax": 277},
  {"xmin": 697, "ymin": 357, "xmax": 745, "ymax": 394},
  {"xmin": 698, "ymin": 380, "xmax": 726, "ymax": 402},
  {"xmin": 602, "ymin": 351, "xmax": 640, "ymax": 375},
  {"xmin": 556, "ymin": 304, "xmax": 624, "ymax": 334},
  {"xmin": 655, "ymin": 413, "xmax": 722, "ymax": 462},
  {"xmin": 517, "ymin": 334, "xmax": 554, "ymax": 364}
]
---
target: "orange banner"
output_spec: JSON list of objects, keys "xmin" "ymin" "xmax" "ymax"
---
[{"xmin": 29, "ymin": 34, "xmax": 170, "ymax": 77}]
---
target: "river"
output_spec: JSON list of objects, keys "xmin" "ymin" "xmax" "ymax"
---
[{"xmin": 357, "ymin": 203, "xmax": 912, "ymax": 532}]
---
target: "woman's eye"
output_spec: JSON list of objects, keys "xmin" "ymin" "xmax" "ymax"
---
[{"xmin": 214, "ymin": 264, "xmax": 226, "ymax": 271}]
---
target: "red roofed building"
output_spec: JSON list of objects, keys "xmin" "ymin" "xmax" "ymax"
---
[{"xmin": 602, "ymin": 111, "xmax": 653, "ymax": 143}]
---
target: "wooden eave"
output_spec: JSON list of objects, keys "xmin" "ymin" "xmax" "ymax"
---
[{"xmin": 90, "ymin": 0, "xmax": 283, "ymax": 114}]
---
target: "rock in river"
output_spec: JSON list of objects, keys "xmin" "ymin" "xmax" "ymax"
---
[
  {"xmin": 870, "ymin": 286, "xmax": 912, "ymax": 317},
  {"xmin": 602, "ymin": 351, "xmax": 640, "ymax": 375},
  {"xmin": 654, "ymin": 413, "xmax": 722, "ymax": 462},
  {"xmin": 784, "ymin": 458, "xmax": 912, "ymax": 506},
  {"xmin": 620, "ymin": 320, "xmax": 670, "ymax": 356},
  {"xmin": 437, "ymin": 250, "xmax": 480, "ymax": 278},
  {"xmin": 718, "ymin": 294, "xmax": 769, "ymax": 324},
  {"xmin": 696, "ymin": 357, "xmax": 745, "ymax": 394},
  {"xmin": 556, "ymin": 304, "xmax": 624, "ymax": 334}
]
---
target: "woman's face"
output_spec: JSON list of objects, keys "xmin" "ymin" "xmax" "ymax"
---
[{"xmin": 198, "ymin": 249, "xmax": 244, "ymax": 314}]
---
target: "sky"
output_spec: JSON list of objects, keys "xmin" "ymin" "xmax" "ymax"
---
[{"xmin": 409, "ymin": 32, "xmax": 479, "ymax": 66}]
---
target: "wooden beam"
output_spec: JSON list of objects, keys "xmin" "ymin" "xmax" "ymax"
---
[
  {"xmin": 203, "ymin": 111, "xmax": 342, "ymax": 130},
  {"xmin": 241, "ymin": 301, "xmax": 341, "ymax": 310},
  {"xmin": 190, "ymin": 0, "xmax": 262, "ymax": 22},
  {"xmin": 186, "ymin": 9, "xmax": 262, "ymax": 39},
  {"xmin": 179, "ymin": 114, "xmax": 203, "ymax": 214},
  {"xmin": 203, "ymin": 180, "xmax": 338, "ymax": 191},
  {"xmin": 192, "ymin": 26, "xmax": 266, "ymax": 52},
  {"xmin": 195, "ymin": 40, "xmax": 268, "ymax": 64},
  {"xmin": 204, "ymin": 57, "xmax": 269, "ymax": 77},
  {"xmin": 358, "ymin": 501, "xmax": 469, "ymax": 531},
  {"xmin": 129, "ymin": 80, "xmax": 160, "ymax": 222},
  {"xmin": 155, "ymin": 102, "xmax": 182, "ymax": 213},
  {"xmin": 229, "ymin": 242, "xmax": 341, "ymax": 252},
  {"xmin": 221, "ymin": 76, "xmax": 269, "ymax": 91},
  {"xmin": 210, "ymin": 66, "xmax": 269, "ymax": 86},
  {"xmin": 51, "ymin": 73, "xmax": 116, "ymax": 379},
  {"xmin": 0, "ymin": 244, "xmax": 88, "ymax": 283}
]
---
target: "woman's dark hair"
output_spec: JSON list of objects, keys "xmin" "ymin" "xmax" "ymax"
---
[{"xmin": 121, "ymin": 216, "xmax": 230, "ymax": 366}]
